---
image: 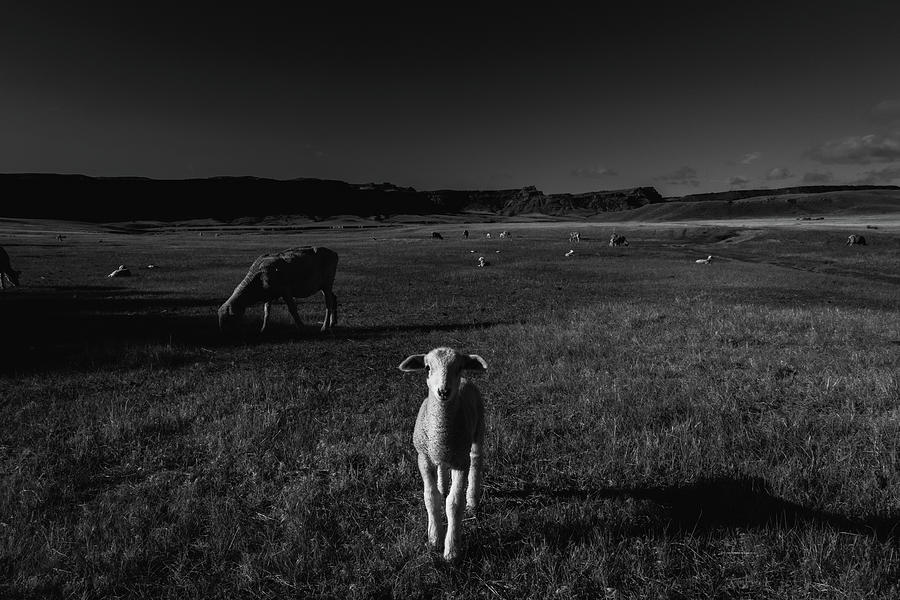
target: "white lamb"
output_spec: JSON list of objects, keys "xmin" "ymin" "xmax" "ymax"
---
[
  {"xmin": 695, "ymin": 255, "xmax": 713, "ymax": 264},
  {"xmin": 399, "ymin": 347, "xmax": 488, "ymax": 562}
]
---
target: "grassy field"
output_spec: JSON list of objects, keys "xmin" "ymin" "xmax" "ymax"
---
[{"xmin": 1, "ymin": 219, "xmax": 899, "ymax": 599}]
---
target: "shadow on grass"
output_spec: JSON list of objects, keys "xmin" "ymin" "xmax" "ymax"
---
[
  {"xmin": 491, "ymin": 477, "xmax": 900, "ymax": 543},
  {"xmin": 0, "ymin": 285, "xmax": 521, "ymax": 374},
  {"xmin": 0, "ymin": 285, "xmax": 224, "ymax": 374}
]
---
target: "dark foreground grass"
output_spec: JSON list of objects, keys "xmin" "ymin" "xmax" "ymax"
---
[{"xmin": 1, "ymin": 223, "xmax": 899, "ymax": 598}]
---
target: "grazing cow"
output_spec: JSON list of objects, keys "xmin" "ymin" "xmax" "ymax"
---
[
  {"xmin": 568, "ymin": 232, "xmax": 580, "ymax": 243},
  {"xmin": 432, "ymin": 232, "xmax": 444, "ymax": 240},
  {"xmin": 609, "ymin": 233, "xmax": 629, "ymax": 247},
  {"xmin": 847, "ymin": 234, "xmax": 867, "ymax": 246},
  {"xmin": 0, "ymin": 247, "xmax": 21, "ymax": 289},
  {"xmin": 218, "ymin": 246, "xmax": 339, "ymax": 335},
  {"xmin": 477, "ymin": 256, "xmax": 488, "ymax": 267},
  {"xmin": 463, "ymin": 230, "xmax": 469, "ymax": 239}
]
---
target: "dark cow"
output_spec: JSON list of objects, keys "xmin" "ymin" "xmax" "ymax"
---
[
  {"xmin": 847, "ymin": 234, "xmax": 867, "ymax": 246},
  {"xmin": 609, "ymin": 233, "xmax": 629, "ymax": 247},
  {"xmin": 0, "ymin": 246, "xmax": 21, "ymax": 289}
]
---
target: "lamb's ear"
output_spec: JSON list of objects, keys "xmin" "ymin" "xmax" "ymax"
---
[
  {"xmin": 398, "ymin": 354, "xmax": 427, "ymax": 372},
  {"xmin": 462, "ymin": 354, "xmax": 488, "ymax": 372}
]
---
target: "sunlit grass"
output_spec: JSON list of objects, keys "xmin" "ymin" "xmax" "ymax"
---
[{"xmin": 1, "ymin": 223, "xmax": 899, "ymax": 598}]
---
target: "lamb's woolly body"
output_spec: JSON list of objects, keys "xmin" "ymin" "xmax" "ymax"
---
[
  {"xmin": 400, "ymin": 347, "xmax": 487, "ymax": 562},
  {"xmin": 414, "ymin": 379, "xmax": 484, "ymax": 470}
]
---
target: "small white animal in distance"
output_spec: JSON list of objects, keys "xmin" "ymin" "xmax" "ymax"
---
[
  {"xmin": 695, "ymin": 255, "xmax": 713, "ymax": 264},
  {"xmin": 107, "ymin": 265, "xmax": 132, "ymax": 277},
  {"xmin": 565, "ymin": 250, "xmax": 574, "ymax": 257}
]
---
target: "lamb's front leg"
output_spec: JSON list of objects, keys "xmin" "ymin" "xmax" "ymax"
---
[
  {"xmin": 418, "ymin": 454, "xmax": 444, "ymax": 552},
  {"xmin": 444, "ymin": 468, "xmax": 468, "ymax": 562}
]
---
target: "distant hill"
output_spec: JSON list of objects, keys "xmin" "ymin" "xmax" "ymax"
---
[
  {"xmin": 600, "ymin": 188, "xmax": 900, "ymax": 221},
  {"xmin": 671, "ymin": 184, "xmax": 900, "ymax": 203},
  {"xmin": 0, "ymin": 173, "xmax": 662, "ymax": 222},
  {"xmin": 0, "ymin": 173, "xmax": 897, "ymax": 222}
]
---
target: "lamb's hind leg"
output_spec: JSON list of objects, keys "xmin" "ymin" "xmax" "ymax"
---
[
  {"xmin": 467, "ymin": 440, "xmax": 483, "ymax": 514},
  {"xmin": 418, "ymin": 454, "xmax": 444, "ymax": 552}
]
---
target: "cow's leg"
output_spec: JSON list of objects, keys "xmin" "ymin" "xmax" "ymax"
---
[
  {"xmin": 260, "ymin": 302, "xmax": 271, "ymax": 333},
  {"xmin": 283, "ymin": 295, "xmax": 304, "ymax": 331}
]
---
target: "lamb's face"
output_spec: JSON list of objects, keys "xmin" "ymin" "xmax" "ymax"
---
[{"xmin": 399, "ymin": 347, "xmax": 488, "ymax": 403}]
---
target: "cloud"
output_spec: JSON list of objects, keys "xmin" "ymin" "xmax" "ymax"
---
[
  {"xmin": 802, "ymin": 170, "xmax": 834, "ymax": 183},
  {"xmin": 728, "ymin": 175, "xmax": 751, "ymax": 187},
  {"xmin": 653, "ymin": 166, "xmax": 700, "ymax": 187},
  {"xmin": 806, "ymin": 133, "xmax": 900, "ymax": 164},
  {"xmin": 765, "ymin": 167, "xmax": 793, "ymax": 180},
  {"xmin": 851, "ymin": 165, "xmax": 900, "ymax": 185},
  {"xmin": 868, "ymin": 99, "xmax": 900, "ymax": 123},
  {"xmin": 740, "ymin": 152, "xmax": 761, "ymax": 165},
  {"xmin": 570, "ymin": 166, "xmax": 619, "ymax": 178}
]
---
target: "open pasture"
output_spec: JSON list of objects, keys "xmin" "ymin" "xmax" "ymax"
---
[{"xmin": 1, "ymin": 220, "xmax": 899, "ymax": 598}]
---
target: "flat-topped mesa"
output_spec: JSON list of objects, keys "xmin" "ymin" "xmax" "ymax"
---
[{"xmin": 218, "ymin": 246, "xmax": 338, "ymax": 335}]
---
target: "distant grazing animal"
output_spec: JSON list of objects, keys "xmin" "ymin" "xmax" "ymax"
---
[
  {"xmin": 463, "ymin": 230, "xmax": 469, "ymax": 239},
  {"xmin": 565, "ymin": 249, "xmax": 574, "ymax": 257},
  {"xmin": 477, "ymin": 256, "xmax": 489, "ymax": 267},
  {"xmin": 485, "ymin": 233, "xmax": 492, "ymax": 239},
  {"xmin": 847, "ymin": 234, "xmax": 867, "ymax": 246},
  {"xmin": 695, "ymin": 255, "xmax": 713, "ymax": 264},
  {"xmin": 499, "ymin": 231, "xmax": 511, "ymax": 239},
  {"xmin": 107, "ymin": 265, "xmax": 132, "ymax": 278},
  {"xmin": 609, "ymin": 233, "xmax": 629, "ymax": 247},
  {"xmin": 569, "ymin": 232, "xmax": 580, "ymax": 243},
  {"xmin": 55, "ymin": 234, "xmax": 66, "ymax": 241},
  {"xmin": 0, "ymin": 247, "xmax": 21, "ymax": 289},
  {"xmin": 218, "ymin": 246, "xmax": 338, "ymax": 335},
  {"xmin": 432, "ymin": 232, "xmax": 444, "ymax": 240},
  {"xmin": 399, "ymin": 347, "xmax": 488, "ymax": 562}
]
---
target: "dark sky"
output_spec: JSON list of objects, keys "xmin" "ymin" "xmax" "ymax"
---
[{"xmin": 2, "ymin": 2, "xmax": 900, "ymax": 195}]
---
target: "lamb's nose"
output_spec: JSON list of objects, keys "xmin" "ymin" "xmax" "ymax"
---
[{"xmin": 437, "ymin": 387, "xmax": 450, "ymax": 399}]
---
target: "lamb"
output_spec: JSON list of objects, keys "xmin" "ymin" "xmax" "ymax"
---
[
  {"xmin": 218, "ymin": 246, "xmax": 338, "ymax": 335},
  {"xmin": 477, "ymin": 256, "xmax": 489, "ymax": 267},
  {"xmin": 499, "ymin": 231, "xmax": 511, "ymax": 239},
  {"xmin": 399, "ymin": 347, "xmax": 488, "ymax": 562},
  {"xmin": 0, "ymin": 246, "xmax": 21, "ymax": 289},
  {"xmin": 695, "ymin": 255, "xmax": 713, "ymax": 264}
]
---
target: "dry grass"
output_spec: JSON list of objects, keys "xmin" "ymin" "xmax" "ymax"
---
[{"xmin": 1, "ymin": 221, "xmax": 899, "ymax": 598}]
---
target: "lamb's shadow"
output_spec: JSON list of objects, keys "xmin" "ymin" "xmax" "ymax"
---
[{"xmin": 489, "ymin": 477, "xmax": 900, "ymax": 547}]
